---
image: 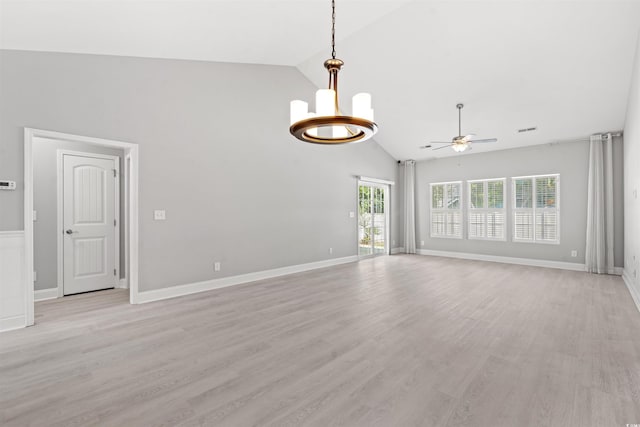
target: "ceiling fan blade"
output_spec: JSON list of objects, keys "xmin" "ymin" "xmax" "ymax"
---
[
  {"xmin": 462, "ymin": 134, "xmax": 475, "ymax": 141},
  {"xmin": 429, "ymin": 141, "xmax": 452, "ymax": 144},
  {"xmin": 432, "ymin": 144, "xmax": 453, "ymax": 151},
  {"xmin": 470, "ymin": 138, "xmax": 497, "ymax": 143}
]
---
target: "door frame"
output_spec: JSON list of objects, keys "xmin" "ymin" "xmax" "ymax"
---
[
  {"xmin": 357, "ymin": 176, "xmax": 394, "ymax": 258},
  {"xmin": 56, "ymin": 150, "xmax": 121, "ymax": 298},
  {"xmin": 24, "ymin": 128, "xmax": 140, "ymax": 326}
]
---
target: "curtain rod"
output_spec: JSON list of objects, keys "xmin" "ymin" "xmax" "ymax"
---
[
  {"xmin": 553, "ymin": 131, "xmax": 623, "ymax": 144},
  {"xmin": 602, "ymin": 132, "xmax": 623, "ymax": 138}
]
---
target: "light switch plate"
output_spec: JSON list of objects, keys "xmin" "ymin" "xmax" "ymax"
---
[
  {"xmin": 349, "ymin": 211, "xmax": 355, "ymax": 218},
  {"xmin": 154, "ymin": 210, "xmax": 166, "ymax": 220}
]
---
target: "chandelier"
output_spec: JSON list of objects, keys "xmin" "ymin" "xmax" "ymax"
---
[{"xmin": 289, "ymin": 0, "xmax": 378, "ymax": 144}]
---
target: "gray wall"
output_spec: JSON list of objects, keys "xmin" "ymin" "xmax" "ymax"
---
[
  {"xmin": 0, "ymin": 50, "xmax": 400, "ymax": 292},
  {"xmin": 32, "ymin": 137, "xmax": 125, "ymax": 291},
  {"xmin": 624, "ymin": 31, "xmax": 640, "ymax": 290},
  {"xmin": 413, "ymin": 140, "xmax": 624, "ymax": 266}
]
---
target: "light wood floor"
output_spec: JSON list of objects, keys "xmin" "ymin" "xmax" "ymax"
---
[{"xmin": 2, "ymin": 255, "xmax": 640, "ymax": 426}]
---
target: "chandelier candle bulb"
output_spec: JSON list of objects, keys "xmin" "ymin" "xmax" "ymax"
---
[
  {"xmin": 352, "ymin": 93, "xmax": 372, "ymax": 119},
  {"xmin": 306, "ymin": 113, "xmax": 318, "ymax": 137},
  {"xmin": 290, "ymin": 100, "xmax": 308, "ymax": 125},
  {"xmin": 366, "ymin": 108, "xmax": 374, "ymax": 122},
  {"xmin": 316, "ymin": 89, "xmax": 336, "ymax": 117}
]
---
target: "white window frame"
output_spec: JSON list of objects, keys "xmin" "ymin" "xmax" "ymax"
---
[
  {"xmin": 511, "ymin": 174, "xmax": 560, "ymax": 245},
  {"xmin": 467, "ymin": 178, "xmax": 507, "ymax": 241},
  {"xmin": 430, "ymin": 181, "xmax": 463, "ymax": 239}
]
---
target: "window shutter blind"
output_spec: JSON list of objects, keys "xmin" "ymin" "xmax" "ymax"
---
[
  {"xmin": 513, "ymin": 175, "xmax": 559, "ymax": 243},
  {"xmin": 467, "ymin": 179, "xmax": 506, "ymax": 241},
  {"xmin": 431, "ymin": 182, "xmax": 462, "ymax": 238}
]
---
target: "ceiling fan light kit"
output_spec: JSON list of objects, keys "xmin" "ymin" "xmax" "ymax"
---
[
  {"xmin": 289, "ymin": 0, "xmax": 377, "ymax": 144},
  {"xmin": 429, "ymin": 103, "xmax": 498, "ymax": 153}
]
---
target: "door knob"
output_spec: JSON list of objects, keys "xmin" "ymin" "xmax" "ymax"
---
[{"xmin": 65, "ymin": 229, "xmax": 77, "ymax": 234}]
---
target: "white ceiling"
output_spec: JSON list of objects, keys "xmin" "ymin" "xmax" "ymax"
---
[{"xmin": 2, "ymin": 0, "xmax": 640, "ymax": 160}]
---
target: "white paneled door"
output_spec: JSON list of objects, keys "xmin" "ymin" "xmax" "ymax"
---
[{"xmin": 63, "ymin": 154, "xmax": 118, "ymax": 295}]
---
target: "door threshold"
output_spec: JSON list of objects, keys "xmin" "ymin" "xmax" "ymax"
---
[{"xmin": 64, "ymin": 287, "xmax": 115, "ymax": 297}]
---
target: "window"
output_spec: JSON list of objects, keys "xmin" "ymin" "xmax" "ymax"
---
[
  {"xmin": 430, "ymin": 181, "xmax": 462, "ymax": 238},
  {"xmin": 512, "ymin": 174, "xmax": 559, "ymax": 244},
  {"xmin": 468, "ymin": 178, "xmax": 506, "ymax": 240}
]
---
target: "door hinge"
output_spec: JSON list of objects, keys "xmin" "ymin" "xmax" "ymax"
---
[
  {"xmin": 113, "ymin": 169, "xmax": 117, "ymax": 178},
  {"xmin": 114, "ymin": 269, "xmax": 117, "ymax": 276}
]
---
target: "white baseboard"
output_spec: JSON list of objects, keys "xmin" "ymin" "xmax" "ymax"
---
[
  {"xmin": 416, "ymin": 249, "xmax": 586, "ymax": 272},
  {"xmin": 0, "ymin": 315, "xmax": 26, "ymax": 332},
  {"xmin": 34, "ymin": 288, "xmax": 58, "ymax": 302},
  {"xmin": 623, "ymin": 269, "xmax": 640, "ymax": 313},
  {"xmin": 391, "ymin": 247, "xmax": 405, "ymax": 255},
  {"xmin": 137, "ymin": 255, "xmax": 359, "ymax": 304},
  {"xmin": 117, "ymin": 278, "xmax": 129, "ymax": 289}
]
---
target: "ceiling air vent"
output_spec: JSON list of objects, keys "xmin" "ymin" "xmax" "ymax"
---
[{"xmin": 517, "ymin": 127, "xmax": 537, "ymax": 133}]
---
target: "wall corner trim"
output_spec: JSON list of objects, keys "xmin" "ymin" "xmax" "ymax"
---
[
  {"xmin": 416, "ymin": 249, "xmax": 587, "ymax": 272},
  {"xmin": 623, "ymin": 269, "xmax": 640, "ymax": 313},
  {"xmin": 136, "ymin": 255, "xmax": 359, "ymax": 304},
  {"xmin": 34, "ymin": 288, "xmax": 59, "ymax": 302},
  {"xmin": 391, "ymin": 247, "xmax": 405, "ymax": 254}
]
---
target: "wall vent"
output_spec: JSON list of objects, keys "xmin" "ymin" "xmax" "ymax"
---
[{"xmin": 517, "ymin": 127, "xmax": 537, "ymax": 133}]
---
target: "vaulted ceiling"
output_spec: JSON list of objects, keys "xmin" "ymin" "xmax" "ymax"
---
[{"xmin": 2, "ymin": 0, "xmax": 639, "ymax": 160}]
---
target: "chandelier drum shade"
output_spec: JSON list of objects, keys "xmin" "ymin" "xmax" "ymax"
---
[{"xmin": 289, "ymin": 0, "xmax": 378, "ymax": 144}]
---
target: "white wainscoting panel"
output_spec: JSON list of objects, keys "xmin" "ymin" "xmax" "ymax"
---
[{"xmin": 0, "ymin": 231, "xmax": 26, "ymax": 332}]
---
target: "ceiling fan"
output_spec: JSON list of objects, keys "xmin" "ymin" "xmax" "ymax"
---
[{"xmin": 428, "ymin": 104, "xmax": 497, "ymax": 152}]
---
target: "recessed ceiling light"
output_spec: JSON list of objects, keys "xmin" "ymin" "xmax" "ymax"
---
[{"xmin": 517, "ymin": 127, "xmax": 537, "ymax": 133}]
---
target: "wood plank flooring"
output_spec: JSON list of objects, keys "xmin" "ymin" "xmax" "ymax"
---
[{"xmin": 1, "ymin": 255, "xmax": 640, "ymax": 426}]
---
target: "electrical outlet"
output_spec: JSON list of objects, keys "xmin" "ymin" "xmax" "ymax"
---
[
  {"xmin": 421, "ymin": 240, "xmax": 425, "ymax": 247},
  {"xmin": 153, "ymin": 210, "xmax": 166, "ymax": 220},
  {"xmin": 329, "ymin": 247, "xmax": 333, "ymax": 255},
  {"xmin": 571, "ymin": 250, "xmax": 577, "ymax": 257},
  {"xmin": 214, "ymin": 262, "xmax": 221, "ymax": 272},
  {"xmin": 349, "ymin": 211, "xmax": 355, "ymax": 218}
]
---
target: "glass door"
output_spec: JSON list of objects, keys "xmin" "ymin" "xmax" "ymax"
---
[{"xmin": 358, "ymin": 182, "xmax": 389, "ymax": 257}]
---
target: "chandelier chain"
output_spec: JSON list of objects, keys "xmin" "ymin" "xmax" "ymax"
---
[{"xmin": 331, "ymin": 0, "xmax": 336, "ymax": 59}]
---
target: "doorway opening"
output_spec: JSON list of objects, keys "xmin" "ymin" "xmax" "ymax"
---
[
  {"xmin": 358, "ymin": 179, "xmax": 390, "ymax": 257},
  {"xmin": 24, "ymin": 129, "xmax": 139, "ymax": 327}
]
